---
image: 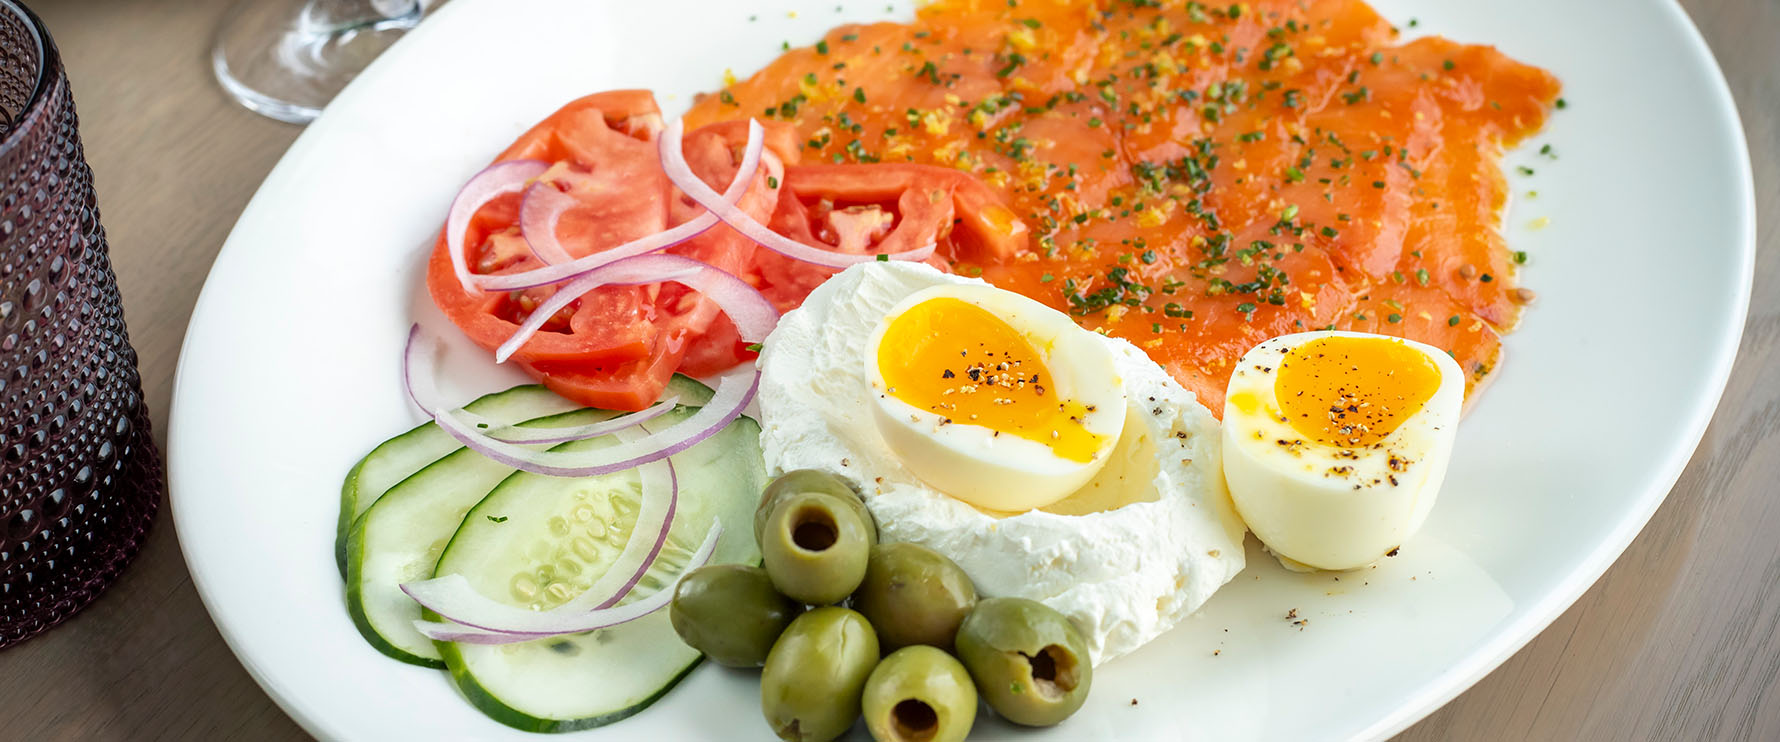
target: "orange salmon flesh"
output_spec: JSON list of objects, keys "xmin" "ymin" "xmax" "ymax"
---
[{"xmin": 687, "ymin": 0, "xmax": 1560, "ymax": 413}]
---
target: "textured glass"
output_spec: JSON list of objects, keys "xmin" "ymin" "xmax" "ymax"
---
[{"xmin": 0, "ymin": 0, "xmax": 162, "ymax": 649}]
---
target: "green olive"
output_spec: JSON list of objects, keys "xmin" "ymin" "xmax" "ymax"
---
[
  {"xmin": 668, "ymin": 564, "xmax": 799, "ymax": 667},
  {"xmin": 853, "ymin": 543, "xmax": 978, "ymax": 651},
  {"xmin": 762, "ymin": 491, "xmax": 871, "ymax": 605},
  {"xmin": 862, "ymin": 645, "xmax": 977, "ymax": 742},
  {"xmin": 755, "ymin": 469, "xmax": 877, "ymax": 547},
  {"xmin": 954, "ymin": 597, "xmax": 1093, "ymax": 727},
  {"xmin": 761, "ymin": 606, "xmax": 880, "ymax": 742}
]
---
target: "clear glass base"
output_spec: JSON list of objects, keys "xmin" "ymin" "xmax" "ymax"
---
[{"xmin": 211, "ymin": 0, "xmax": 425, "ymax": 124}]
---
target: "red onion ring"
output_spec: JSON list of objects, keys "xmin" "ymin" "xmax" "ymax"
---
[
  {"xmin": 495, "ymin": 253, "xmax": 778, "ymax": 364},
  {"xmin": 409, "ymin": 520, "xmax": 722, "ymax": 644},
  {"xmin": 518, "ymin": 182, "xmax": 579, "ymax": 265},
  {"xmin": 494, "ymin": 261, "xmax": 696, "ymax": 364},
  {"xmin": 446, "ymin": 159, "xmax": 549, "ymax": 292},
  {"xmin": 659, "ymin": 118, "xmax": 937, "ymax": 268},
  {"xmin": 402, "ymin": 432, "xmax": 681, "ymax": 636},
  {"xmin": 483, "ymin": 395, "xmax": 681, "ymax": 445},
  {"xmin": 403, "ymin": 324, "xmax": 762, "ymax": 478},
  {"xmin": 470, "ymin": 123, "xmax": 768, "ymax": 292}
]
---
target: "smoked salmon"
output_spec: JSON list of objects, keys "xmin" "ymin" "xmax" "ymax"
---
[{"xmin": 688, "ymin": 0, "xmax": 1560, "ymax": 409}]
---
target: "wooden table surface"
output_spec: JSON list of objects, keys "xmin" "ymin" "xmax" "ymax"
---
[{"xmin": 0, "ymin": 0, "xmax": 1772, "ymax": 739}]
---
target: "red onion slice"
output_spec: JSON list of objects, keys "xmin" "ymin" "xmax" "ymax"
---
[
  {"xmin": 484, "ymin": 395, "xmax": 680, "ymax": 445},
  {"xmin": 659, "ymin": 118, "xmax": 937, "ymax": 268},
  {"xmin": 518, "ymin": 182, "xmax": 579, "ymax": 265},
  {"xmin": 447, "ymin": 159, "xmax": 550, "ymax": 292},
  {"xmin": 402, "ymin": 432, "xmax": 680, "ymax": 635},
  {"xmin": 403, "ymin": 324, "xmax": 762, "ymax": 478},
  {"xmin": 471, "ymin": 123, "xmax": 767, "ymax": 292},
  {"xmin": 495, "ymin": 253, "xmax": 778, "ymax": 364},
  {"xmin": 410, "ymin": 520, "xmax": 723, "ymax": 644}
]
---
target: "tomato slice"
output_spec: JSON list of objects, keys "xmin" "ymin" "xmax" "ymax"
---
[
  {"xmin": 662, "ymin": 120, "xmax": 801, "ymax": 377},
  {"xmin": 677, "ymin": 313, "xmax": 761, "ymax": 378},
  {"xmin": 750, "ymin": 163, "xmax": 1027, "ymax": 311},
  {"xmin": 523, "ymin": 337, "xmax": 687, "ymax": 412},
  {"xmin": 657, "ymin": 120, "xmax": 797, "ymax": 339},
  {"xmin": 428, "ymin": 92, "xmax": 807, "ymax": 409},
  {"xmin": 429, "ymin": 90, "xmax": 669, "ymax": 368}
]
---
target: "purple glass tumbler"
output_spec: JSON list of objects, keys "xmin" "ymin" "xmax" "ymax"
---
[{"xmin": 0, "ymin": 0, "xmax": 162, "ymax": 648}]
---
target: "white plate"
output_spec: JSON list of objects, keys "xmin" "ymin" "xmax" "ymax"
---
[{"xmin": 168, "ymin": 0, "xmax": 1754, "ymax": 739}]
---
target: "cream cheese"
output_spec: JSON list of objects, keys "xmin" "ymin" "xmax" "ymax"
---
[{"xmin": 756, "ymin": 263, "xmax": 1246, "ymax": 664}]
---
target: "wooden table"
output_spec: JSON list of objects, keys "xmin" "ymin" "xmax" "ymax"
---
[{"xmin": 0, "ymin": 0, "xmax": 1772, "ymax": 738}]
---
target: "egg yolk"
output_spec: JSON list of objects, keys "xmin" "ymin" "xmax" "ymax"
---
[
  {"xmin": 1275, "ymin": 336, "xmax": 1442, "ymax": 448},
  {"xmin": 877, "ymin": 297, "xmax": 1103, "ymax": 462}
]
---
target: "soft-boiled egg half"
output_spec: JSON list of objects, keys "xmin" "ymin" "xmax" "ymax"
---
[
  {"xmin": 1222, "ymin": 331, "xmax": 1463, "ymax": 571},
  {"xmin": 865, "ymin": 285, "xmax": 1127, "ymax": 511}
]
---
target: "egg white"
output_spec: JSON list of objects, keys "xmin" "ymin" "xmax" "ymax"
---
[
  {"xmin": 756, "ymin": 262, "xmax": 1246, "ymax": 664},
  {"xmin": 1221, "ymin": 331, "xmax": 1464, "ymax": 571}
]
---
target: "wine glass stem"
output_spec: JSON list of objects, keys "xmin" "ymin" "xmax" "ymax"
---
[{"xmin": 300, "ymin": 0, "xmax": 420, "ymax": 31}]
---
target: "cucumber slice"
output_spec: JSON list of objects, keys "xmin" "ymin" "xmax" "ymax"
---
[
  {"xmin": 343, "ymin": 376, "xmax": 721, "ymax": 667},
  {"xmin": 435, "ymin": 408, "xmax": 764, "ymax": 732},
  {"xmin": 335, "ymin": 378, "xmax": 719, "ymax": 577},
  {"xmin": 345, "ymin": 407, "xmax": 611, "ymax": 668},
  {"xmin": 336, "ymin": 385, "xmax": 575, "ymax": 576}
]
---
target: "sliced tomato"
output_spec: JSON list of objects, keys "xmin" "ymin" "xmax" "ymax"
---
[
  {"xmin": 658, "ymin": 120, "xmax": 797, "ymax": 338},
  {"xmin": 677, "ymin": 314, "xmax": 761, "ymax": 378},
  {"xmin": 429, "ymin": 90, "xmax": 669, "ymax": 367},
  {"xmin": 658, "ymin": 120, "xmax": 800, "ymax": 377},
  {"xmin": 750, "ymin": 163, "xmax": 1026, "ymax": 311},
  {"xmin": 523, "ymin": 336, "xmax": 687, "ymax": 412},
  {"xmin": 495, "ymin": 89, "xmax": 664, "ymax": 162},
  {"xmin": 428, "ymin": 91, "xmax": 803, "ymax": 408}
]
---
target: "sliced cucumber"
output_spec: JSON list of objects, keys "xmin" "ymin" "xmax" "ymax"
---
[
  {"xmin": 336, "ymin": 385, "xmax": 576, "ymax": 576},
  {"xmin": 345, "ymin": 407, "xmax": 611, "ymax": 668},
  {"xmin": 343, "ymin": 376, "xmax": 722, "ymax": 669},
  {"xmin": 435, "ymin": 406, "xmax": 764, "ymax": 732}
]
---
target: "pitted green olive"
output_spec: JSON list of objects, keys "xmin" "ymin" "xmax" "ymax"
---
[
  {"xmin": 761, "ymin": 491, "xmax": 871, "ymax": 605},
  {"xmin": 862, "ymin": 645, "xmax": 977, "ymax": 742},
  {"xmin": 755, "ymin": 469, "xmax": 877, "ymax": 547},
  {"xmin": 954, "ymin": 597, "xmax": 1092, "ymax": 727}
]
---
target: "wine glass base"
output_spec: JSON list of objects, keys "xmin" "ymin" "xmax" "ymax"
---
[{"xmin": 211, "ymin": 1, "xmax": 422, "ymax": 124}]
